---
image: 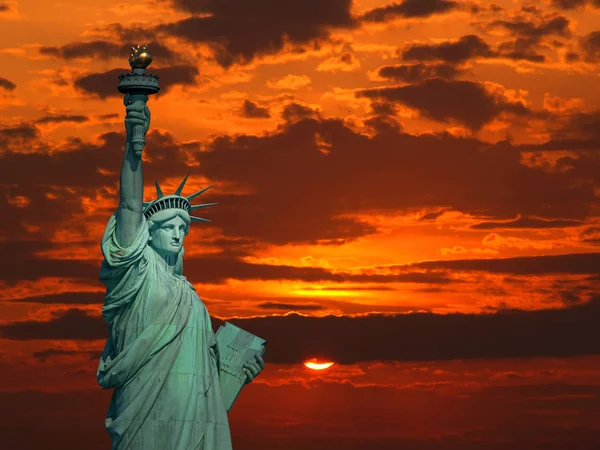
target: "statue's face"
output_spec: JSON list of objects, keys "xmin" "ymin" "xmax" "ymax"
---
[{"xmin": 149, "ymin": 215, "xmax": 187, "ymax": 256}]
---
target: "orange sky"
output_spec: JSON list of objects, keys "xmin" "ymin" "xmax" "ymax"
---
[{"xmin": 0, "ymin": 0, "xmax": 599, "ymax": 448}]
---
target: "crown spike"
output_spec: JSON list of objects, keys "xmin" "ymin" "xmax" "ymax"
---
[
  {"xmin": 190, "ymin": 202, "xmax": 219, "ymax": 210},
  {"xmin": 174, "ymin": 172, "xmax": 190, "ymax": 196},
  {"xmin": 155, "ymin": 181, "xmax": 164, "ymax": 198},
  {"xmin": 190, "ymin": 216, "xmax": 211, "ymax": 222},
  {"xmin": 186, "ymin": 185, "xmax": 213, "ymax": 201}
]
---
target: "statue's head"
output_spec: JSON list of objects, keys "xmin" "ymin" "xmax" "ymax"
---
[
  {"xmin": 147, "ymin": 208, "xmax": 191, "ymax": 275},
  {"xmin": 142, "ymin": 174, "xmax": 218, "ymax": 274}
]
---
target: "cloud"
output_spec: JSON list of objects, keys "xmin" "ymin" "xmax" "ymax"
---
[
  {"xmin": 487, "ymin": 12, "xmax": 572, "ymax": 63},
  {"xmin": 266, "ymin": 74, "xmax": 311, "ymax": 90},
  {"xmin": 361, "ymin": 0, "xmax": 458, "ymax": 22},
  {"xmin": 9, "ymin": 292, "xmax": 104, "ymax": 304},
  {"xmin": 35, "ymin": 114, "xmax": 89, "ymax": 125},
  {"xmin": 316, "ymin": 52, "xmax": 361, "ymax": 72},
  {"xmin": 581, "ymin": 31, "xmax": 600, "ymax": 62},
  {"xmin": 377, "ymin": 63, "xmax": 464, "ymax": 82},
  {"xmin": 0, "ymin": 308, "xmax": 106, "ymax": 340},
  {"xmin": 38, "ymin": 40, "xmax": 180, "ymax": 63},
  {"xmin": 0, "ymin": 128, "xmax": 192, "ymax": 248},
  {"xmin": 32, "ymin": 348, "xmax": 101, "ymax": 362},
  {"xmin": 0, "ymin": 123, "xmax": 39, "ymax": 149},
  {"xmin": 489, "ymin": 14, "xmax": 571, "ymax": 40},
  {"xmin": 280, "ymin": 103, "xmax": 320, "ymax": 123},
  {"xmin": 405, "ymin": 252, "xmax": 600, "ymax": 275},
  {"xmin": 551, "ymin": 0, "xmax": 600, "ymax": 9},
  {"xmin": 2, "ymin": 382, "xmax": 600, "ymax": 450},
  {"xmin": 182, "ymin": 255, "xmax": 459, "ymax": 284},
  {"xmin": 578, "ymin": 226, "xmax": 600, "ymax": 245},
  {"xmin": 233, "ymin": 297, "xmax": 600, "ymax": 363},
  {"xmin": 0, "ymin": 76, "xmax": 16, "ymax": 91},
  {"xmin": 157, "ymin": 0, "xmax": 356, "ymax": 67},
  {"xmin": 239, "ymin": 100, "xmax": 271, "ymax": 119},
  {"xmin": 1, "ymin": 108, "xmax": 597, "ymax": 254},
  {"xmin": 357, "ymin": 78, "xmax": 529, "ymax": 130},
  {"xmin": 3, "ymin": 298, "xmax": 600, "ymax": 365},
  {"xmin": 400, "ymin": 35, "xmax": 494, "ymax": 63},
  {"xmin": 256, "ymin": 302, "xmax": 325, "ymax": 311},
  {"xmin": 73, "ymin": 64, "xmax": 199, "ymax": 99},
  {"xmin": 471, "ymin": 216, "xmax": 582, "ymax": 230}
]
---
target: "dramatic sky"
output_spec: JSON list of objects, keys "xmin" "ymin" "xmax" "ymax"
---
[{"xmin": 1, "ymin": 0, "xmax": 600, "ymax": 448}]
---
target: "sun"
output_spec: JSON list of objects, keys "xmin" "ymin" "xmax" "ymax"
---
[{"xmin": 303, "ymin": 359, "xmax": 335, "ymax": 370}]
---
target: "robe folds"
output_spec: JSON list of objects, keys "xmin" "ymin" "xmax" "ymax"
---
[{"xmin": 97, "ymin": 213, "xmax": 232, "ymax": 450}]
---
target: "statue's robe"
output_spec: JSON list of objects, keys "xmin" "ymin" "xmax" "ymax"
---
[{"xmin": 97, "ymin": 213, "xmax": 232, "ymax": 450}]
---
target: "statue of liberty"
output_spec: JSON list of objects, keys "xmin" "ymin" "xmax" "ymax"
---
[{"xmin": 97, "ymin": 45, "xmax": 264, "ymax": 450}]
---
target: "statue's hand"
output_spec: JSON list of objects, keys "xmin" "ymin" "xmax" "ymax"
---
[
  {"xmin": 243, "ymin": 354, "xmax": 264, "ymax": 385},
  {"xmin": 124, "ymin": 97, "xmax": 150, "ymax": 156}
]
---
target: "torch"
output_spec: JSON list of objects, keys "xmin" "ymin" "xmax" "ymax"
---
[{"xmin": 118, "ymin": 44, "xmax": 160, "ymax": 156}]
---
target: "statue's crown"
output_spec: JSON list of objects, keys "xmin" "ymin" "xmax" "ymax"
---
[{"xmin": 143, "ymin": 173, "xmax": 218, "ymax": 223}]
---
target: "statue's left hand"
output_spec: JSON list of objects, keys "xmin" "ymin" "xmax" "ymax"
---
[{"xmin": 243, "ymin": 354, "xmax": 264, "ymax": 384}]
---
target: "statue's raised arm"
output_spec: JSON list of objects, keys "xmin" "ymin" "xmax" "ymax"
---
[
  {"xmin": 115, "ymin": 45, "xmax": 158, "ymax": 247},
  {"xmin": 116, "ymin": 97, "xmax": 150, "ymax": 247}
]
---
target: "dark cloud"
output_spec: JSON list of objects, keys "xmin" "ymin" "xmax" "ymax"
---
[
  {"xmin": 471, "ymin": 216, "xmax": 582, "ymax": 230},
  {"xmin": 0, "ymin": 128, "xmax": 190, "ymax": 246},
  {"xmin": 396, "ymin": 28, "xmax": 566, "ymax": 65},
  {"xmin": 191, "ymin": 116, "xmax": 596, "ymax": 243},
  {"xmin": 33, "ymin": 348, "xmax": 101, "ymax": 362},
  {"xmin": 0, "ymin": 3, "xmax": 9, "ymax": 12},
  {"xmin": 418, "ymin": 209, "xmax": 449, "ymax": 221},
  {"xmin": 489, "ymin": 15, "xmax": 571, "ymax": 40},
  {"xmin": 368, "ymin": 101, "xmax": 397, "ymax": 117},
  {"xmin": 73, "ymin": 65, "xmax": 199, "ymax": 99},
  {"xmin": 565, "ymin": 51, "xmax": 580, "ymax": 62},
  {"xmin": 0, "ymin": 308, "xmax": 106, "ymax": 340},
  {"xmin": 38, "ymin": 40, "xmax": 180, "ymax": 63},
  {"xmin": 0, "ymin": 76, "xmax": 16, "ymax": 91},
  {"xmin": 339, "ymin": 52, "xmax": 354, "ymax": 65},
  {"xmin": 525, "ymin": 111, "xmax": 600, "ymax": 151},
  {"xmin": 183, "ymin": 254, "xmax": 459, "ymax": 284},
  {"xmin": 579, "ymin": 226, "xmax": 600, "ymax": 244},
  {"xmin": 551, "ymin": 0, "xmax": 600, "ymax": 8},
  {"xmin": 256, "ymin": 302, "xmax": 325, "ymax": 311},
  {"xmin": 0, "ymin": 123, "xmax": 39, "ymax": 149},
  {"xmin": 401, "ymin": 35, "xmax": 494, "ymax": 63},
  {"xmin": 9, "ymin": 292, "xmax": 105, "ymax": 304},
  {"xmin": 361, "ymin": 0, "xmax": 458, "ymax": 22},
  {"xmin": 1, "ymin": 109, "xmax": 597, "ymax": 253},
  {"xmin": 377, "ymin": 63, "xmax": 464, "ymax": 82},
  {"xmin": 280, "ymin": 102, "xmax": 320, "ymax": 123},
  {"xmin": 405, "ymin": 252, "xmax": 600, "ymax": 275},
  {"xmin": 240, "ymin": 100, "xmax": 271, "ymax": 119},
  {"xmin": 39, "ymin": 40, "xmax": 122, "ymax": 60},
  {"xmin": 156, "ymin": 0, "xmax": 356, "ymax": 67},
  {"xmin": 357, "ymin": 78, "xmax": 529, "ymax": 130},
  {"xmin": 2, "ymin": 384, "xmax": 600, "ymax": 450},
  {"xmin": 0, "ymin": 257, "xmax": 98, "ymax": 284},
  {"xmin": 581, "ymin": 31, "xmax": 600, "ymax": 62},
  {"xmin": 4, "ymin": 298, "xmax": 600, "ymax": 364},
  {"xmin": 496, "ymin": 38, "xmax": 546, "ymax": 62},
  {"xmin": 98, "ymin": 113, "xmax": 119, "ymax": 120},
  {"xmin": 486, "ymin": 13, "xmax": 571, "ymax": 63},
  {"xmin": 228, "ymin": 297, "xmax": 600, "ymax": 363},
  {"xmin": 35, "ymin": 114, "xmax": 89, "ymax": 125}
]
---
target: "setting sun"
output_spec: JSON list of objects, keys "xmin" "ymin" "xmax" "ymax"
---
[{"xmin": 304, "ymin": 360, "xmax": 335, "ymax": 370}]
